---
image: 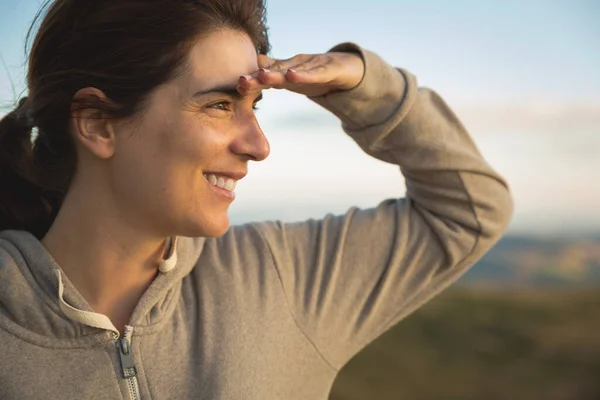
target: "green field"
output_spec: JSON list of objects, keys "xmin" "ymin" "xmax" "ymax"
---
[{"xmin": 330, "ymin": 288, "xmax": 600, "ymax": 400}]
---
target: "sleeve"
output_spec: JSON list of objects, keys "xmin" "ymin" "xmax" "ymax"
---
[{"xmin": 251, "ymin": 42, "xmax": 514, "ymax": 370}]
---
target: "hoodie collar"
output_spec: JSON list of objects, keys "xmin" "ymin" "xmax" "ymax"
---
[{"xmin": 0, "ymin": 230, "xmax": 204, "ymax": 338}]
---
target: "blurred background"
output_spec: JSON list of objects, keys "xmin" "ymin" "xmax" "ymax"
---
[{"xmin": 1, "ymin": 0, "xmax": 599, "ymax": 399}]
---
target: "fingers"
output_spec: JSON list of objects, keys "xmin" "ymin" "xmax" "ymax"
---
[
  {"xmin": 237, "ymin": 69, "xmax": 288, "ymax": 95},
  {"xmin": 241, "ymin": 52, "xmax": 362, "ymax": 98},
  {"xmin": 237, "ymin": 65, "xmax": 334, "ymax": 99},
  {"xmin": 238, "ymin": 68, "xmax": 298, "ymax": 92},
  {"xmin": 256, "ymin": 68, "xmax": 290, "ymax": 87},
  {"xmin": 286, "ymin": 65, "xmax": 332, "ymax": 85},
  {"xmin": 258, "ymin": 53, "xmax": 314, "ymax": 72},
  {"xmin": 239, "ymin": 55, "xmax": 326, "ymax": 88},
  {"xmin": 238, "ymin": 53, "xmax": 337, "ymax": 97}
]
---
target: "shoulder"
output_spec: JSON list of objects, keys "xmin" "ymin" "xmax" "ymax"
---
[{"xmin": 186, "ymin": 221, "xmax": 282, "ymax": 284}]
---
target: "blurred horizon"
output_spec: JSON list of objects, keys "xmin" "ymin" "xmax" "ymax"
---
[{"xmin": 1, "ymin": 0, "xmax": 599, "ymax": 237}]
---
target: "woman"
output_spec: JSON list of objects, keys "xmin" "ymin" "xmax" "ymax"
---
[{"xmin": 0, "ymin": 0, "xmax": 513, "ymax": 399}]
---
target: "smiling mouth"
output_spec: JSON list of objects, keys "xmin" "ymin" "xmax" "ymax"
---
[{"xmin": 203, "ymin": 173, "xmax": 238, "ymax": 192}]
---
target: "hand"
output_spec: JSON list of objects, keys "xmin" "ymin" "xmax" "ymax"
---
[{"xmin": 237, "ymin": 52, "xmax": 365, "ymax": 98}]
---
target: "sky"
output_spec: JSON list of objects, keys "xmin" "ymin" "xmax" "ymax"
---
[{"xmin": 0, "ymin": 0, "xmax": 599, "ymax": 236}]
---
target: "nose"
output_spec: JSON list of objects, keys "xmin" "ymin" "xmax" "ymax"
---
[{"xmin": 230, "ymin": 114, "xmax": 270, "ymax": 162}]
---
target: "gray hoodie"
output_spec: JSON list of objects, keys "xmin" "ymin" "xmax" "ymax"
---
[{"xmin": 0, "ymin": 43, "xmax": 513, "ymax": 400}]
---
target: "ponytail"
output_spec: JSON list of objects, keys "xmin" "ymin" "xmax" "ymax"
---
[{"xmin": 0, "ymin": 98, "xmax": 57, "ymax": 239}]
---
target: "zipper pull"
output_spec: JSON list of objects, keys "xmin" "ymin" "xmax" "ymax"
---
[{"xmin": 117, "ymin": 337, "xmax": 138, "ymax": 379}]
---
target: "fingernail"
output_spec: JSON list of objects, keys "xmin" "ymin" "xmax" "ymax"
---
[
  {"xmin": 288, "ymin": 68, "xmax": 297, "ymax": 73},
  {"xmin": 260, "ymin": 68, "xmax": 270, "ymax": 73},
  {"xmin": 240, "ymin": 75, "xmax": 252, "ymax": 81}
]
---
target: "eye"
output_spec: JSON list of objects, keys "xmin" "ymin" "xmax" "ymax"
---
[{"xmin": 206, "ymin": 101, "xmax": 232, "ymax": 111}]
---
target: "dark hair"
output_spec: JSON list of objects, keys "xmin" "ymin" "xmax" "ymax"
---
[{"xmin": 0, "ymin": 0, "xmax": 270, "ymax": 239}]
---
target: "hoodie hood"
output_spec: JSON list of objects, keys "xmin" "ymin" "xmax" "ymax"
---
[{"xmin": 0, "ymin": 230, "xmax": 205, "ymax": 342}]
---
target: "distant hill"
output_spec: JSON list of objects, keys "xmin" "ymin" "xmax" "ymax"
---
[
  {"xmin": 330, "ymin": 288, "xmax": 600, "ymax": 400},
  {"xmin": 459, "ymin": 235, "xmax": 600, "ymax": 287}
]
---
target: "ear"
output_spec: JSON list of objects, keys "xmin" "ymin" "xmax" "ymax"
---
[{"xmin": 70, "ymin": 87, "xmax": 117, "ymax": 159}]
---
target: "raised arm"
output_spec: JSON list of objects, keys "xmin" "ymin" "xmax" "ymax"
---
[{"xmin": 235, "ymin": 43, "xmax": 513, "ymax": 370}]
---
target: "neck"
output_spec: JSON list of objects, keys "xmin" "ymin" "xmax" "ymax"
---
[{"xmin": 42, "ymin": 183, "xmax": 170, "ymax": 333}]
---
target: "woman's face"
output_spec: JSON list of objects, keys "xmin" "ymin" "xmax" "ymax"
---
[{"xmin": 109, "ymin": 29, "xmax": 269, "ymax": 238}]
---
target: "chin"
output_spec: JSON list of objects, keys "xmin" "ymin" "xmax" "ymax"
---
[
  {"xmin": 202, "ymin": 223, "xmax": 231, "ymax": 238},
  {"xmin": 179, "ymin": 214, "xmax": 231, "ymax": 238}
]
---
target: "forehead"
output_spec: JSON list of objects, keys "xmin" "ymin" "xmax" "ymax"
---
[{"xmin": 186, "ymin": 29, "xmax": 259, "ymax": 90}]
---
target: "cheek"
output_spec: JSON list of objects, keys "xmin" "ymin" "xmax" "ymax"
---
[
  {"xmin": 110, "ymin": 117, "xmax": 180, "ymax": 205},
  {"xmin": 152, "ymin": 120, "xmax": 228, "ymax": 199},
  {"xmin": 112, "ymin": 113, "xmax": 233, "ymax": 214},
  {"xmin": 110, "ymin": 141, "xmax": 167, "ymax": 210},
  {"xmin": 166, "ymin": 116, "xmax": 232, "ymax": 165}
]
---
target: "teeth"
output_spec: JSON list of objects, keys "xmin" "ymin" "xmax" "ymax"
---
[
  {"xmin": 203, "ymin": 173, "xmax": 237, "ymax": 192},
  {"xmin": 223, "ymin": 179, "xmax": 235, "ymax": 191}
]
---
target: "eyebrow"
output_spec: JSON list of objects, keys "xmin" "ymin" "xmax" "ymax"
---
[{"xmin": 193, "ymin": 85, "xmax": 263, "ymax": 103}]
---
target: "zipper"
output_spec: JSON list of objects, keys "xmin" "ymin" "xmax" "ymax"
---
[{"xmin": 116, "ymin": 325, "xmax": 142, "ymax": 400}]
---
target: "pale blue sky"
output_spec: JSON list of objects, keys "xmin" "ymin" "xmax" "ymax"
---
[{"xmin": 1, "ymin": 0, "xmax": 599, "ymax": 236}]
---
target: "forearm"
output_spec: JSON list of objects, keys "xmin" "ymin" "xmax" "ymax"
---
[{"xmin": 309, "ymin": 43, "xmax": 513, "ymax": 246}]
